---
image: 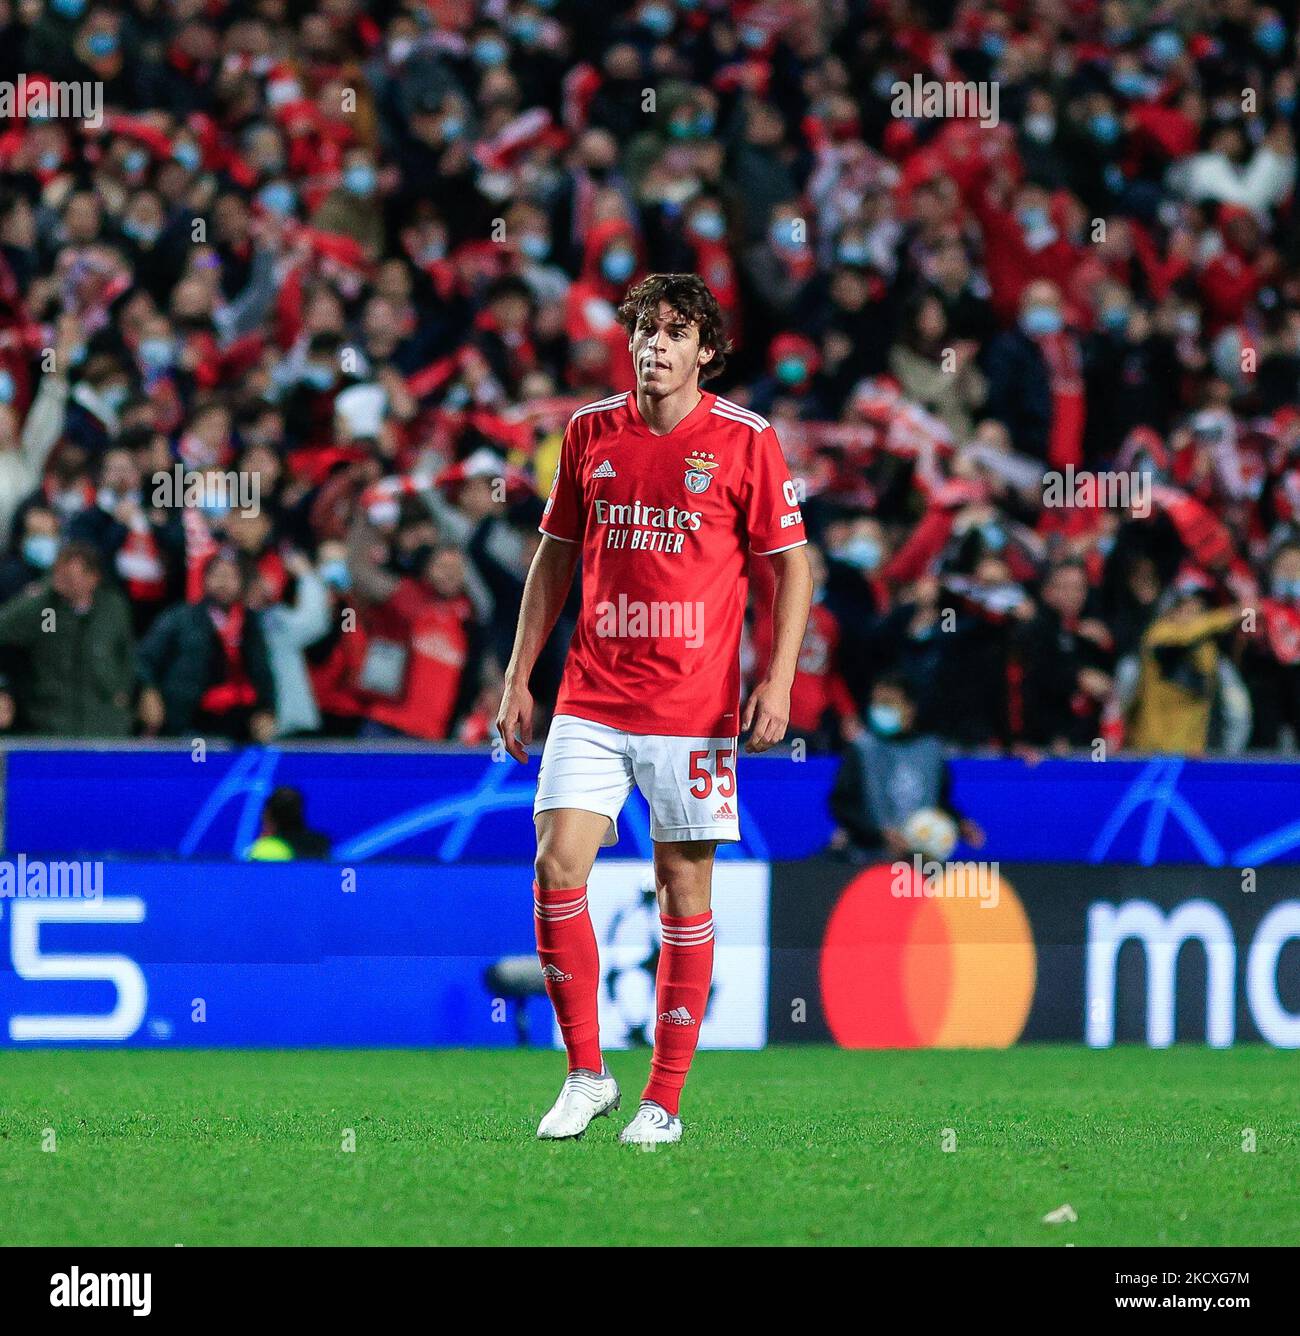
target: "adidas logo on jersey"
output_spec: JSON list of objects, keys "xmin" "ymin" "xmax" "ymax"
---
[
  {"xmin": 592, "ymin": 459, "xmax": 617, "ymax": 478},
  {"xmin": 712, "ymin": 801, "xmax": 737, "ymax": 821},
  {"xmin": 659, "ymin": 1006, "xmax": 696, "ymax": 1026},
  {"xmin": 541, "ymin": 963, "xmax": 573, "ymax": 982}
]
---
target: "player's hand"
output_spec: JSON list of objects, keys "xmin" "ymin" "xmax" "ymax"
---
[
  {"xmin": 741, "ymin": 678, "xmax": 790, "ymax": 753},
  {"xmin": 138, "ymin": 686, "xmax": 165, "ymax": 735},
  {"xmin": 495, "ymin": 679, "xmax": 533, "ymax": 763},
  {"xmin": 249, "ymin": 710, "xmax": 277, "ymax": 744}
]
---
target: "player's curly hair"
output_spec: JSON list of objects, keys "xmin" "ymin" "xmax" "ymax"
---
[{"xmin": 616, "ymin": 273, "xmax": 732, "ymax": 383}]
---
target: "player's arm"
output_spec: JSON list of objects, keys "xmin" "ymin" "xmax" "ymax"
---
[
  {"xmin": 743, "ymin": 544, "xmax": 812, "ymax": 753},
  {"xmin": 496, "ymin": 535, "xmax": 580, "ymax": 762}
]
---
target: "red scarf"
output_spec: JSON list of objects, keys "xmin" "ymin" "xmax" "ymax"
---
[
  {"xmin": 200, "ymin": 602, "xmax": 257, "ymax": 714},
  {"xmin": 1038, "ymin": 330, "xmax": 1084, "ymax": 470}
]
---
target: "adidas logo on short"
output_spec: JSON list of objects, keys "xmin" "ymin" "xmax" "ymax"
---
[
  {"xmin": 542, "ymin": 963, "xmax": 573, "ymax": 982},
  {"xmin": 659, "ymin": 1006, "xmax": 696, "ymax": 1026},
  {"xmin": 592, "ymin": 459, "xmax": 617, "ymax": 478},
  {"xmin": 712, "ymin": 800, "xmax": 737, "ymax": 821}
]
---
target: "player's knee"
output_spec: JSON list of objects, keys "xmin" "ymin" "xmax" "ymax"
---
[
  {"xmin": 654, "ymin": 865, "xmax": 712, "ymax": 916},
  {"xmin": 534, "ymin": 849, "xmax": 585, "ymax": 890}
]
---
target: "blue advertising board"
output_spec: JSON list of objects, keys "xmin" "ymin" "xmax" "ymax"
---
[
  {"xmin": 0, "ymin": 862, "xmax": 553, "ymax": 1048},
  {"xmin": 5, "ymin": 747, "xmax": 1300, "ymax": 866}
]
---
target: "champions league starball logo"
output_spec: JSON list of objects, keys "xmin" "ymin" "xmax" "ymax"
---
[
  {"xmin": 602, "ymin": 884, "xmax": 715, "ymax": 1045},
  {"xmin": 683, "ymin": 452, "xmax": 718, "ymax": 494}
]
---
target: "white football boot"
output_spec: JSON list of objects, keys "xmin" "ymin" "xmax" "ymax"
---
[
  {"xmin": 536, "ymin": 1067, "xmax": 620, "ymax": 1140},
  {"xmin": 618, "ymin": 1100, "xmax": 683, "ymax": 1146}
]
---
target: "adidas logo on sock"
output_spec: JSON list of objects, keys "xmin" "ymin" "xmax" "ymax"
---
[
  {"xmin": 542, "ymin": 963, "xmax": 573, "ymax": 982},
  {"xmin": 659, "ymin": 1006, "xmax": 696, "ymax": 1026},
  {"xmin": 712, "ymin": 800, "xmax": 737, "ymax": 821},
  {"xmin": 592, "ymin": 459, "xmax": 617, "ymax": 478}
]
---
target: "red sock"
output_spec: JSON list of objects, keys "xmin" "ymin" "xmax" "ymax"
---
[
  {"xmin": 643, "ymin": 911, "xmax": 714, "ymax": 1116},
  {"xmin": 533, "ymin": 881, "xmax": 603, "ymax": 1073}
]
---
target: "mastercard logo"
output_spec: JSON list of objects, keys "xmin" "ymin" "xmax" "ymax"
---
[{"xmin": 820, "ymin": 863, "xmax": 1037, "ymax": 1048}]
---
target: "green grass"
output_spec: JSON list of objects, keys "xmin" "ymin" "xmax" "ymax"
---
[{"xmin": 0, "ymin": 1047, "xmax": 1296, "ymax": 1246}]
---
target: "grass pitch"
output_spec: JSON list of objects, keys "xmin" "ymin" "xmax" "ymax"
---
[{"xmin": 0, "ymin": 1046, "xmax": 1296, "ymax": 1246}]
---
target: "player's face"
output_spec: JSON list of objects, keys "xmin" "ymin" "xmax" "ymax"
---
[{"xmin": 630, "ymin": 301, "xmax": 714, "ymax": 397}]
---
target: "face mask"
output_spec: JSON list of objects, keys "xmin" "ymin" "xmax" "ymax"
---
[
  {"xmin": 837, "ymin": 241, "xmax": 870, "ymax": 266},
  {"xmin": 200, "ymin": 498, "xmax": 229, "ymax": 520},
  {"xmin": 1022, "ymin": 304, "xmax": 1063, "ymax": 337},
  {"xmin": 472, "ymin": 37, "xmax": 508, "ymax": 67},
  {"xmin": 123, "ymin": 217, "xmax": 160, "ymax": 246},
  {"xmin": 690, "ymin": 211, "xmax": 725, "ymax": 242},
  {"xmin": 52, "ymin": 0, "xmax": 86, "ymax": 16},
  {"xmin": 123, "ymin": 148, "xmax": 148, "ymax": 175},
  {"xmin": 248, "ymin": 184, "xmax": 290, "ymax": 220},
  {"xmin": 1017, "ymin": 205, "xmax": 1049, "ymax": 233},
  {"xmin": 601, "ymin": 250, "xmax": 635, "ymax": 283},
  {"xmin": 1089, "ymin": 113, "xmax": 1120, "ymax": 144},
  {"xmin": 981, "ymin": 33, "xmax": 1005, "ymax": 60},
  {"xmin": 835, "ymin": 536, "xmax": 882, "ymax": 572},
  {"xmin": 0, "ymin": 370, "xmax": 13, "ymax": 404},
  {"xmin": 87, "ymin": 32, "xmax": 119, "ymax": 58},
  {"xmin": 669, "ymin": 118, "xmax": 697, "ymax": 140},
  {"xmin": 519, "ymin": 233, "xmax": 549, "ymax": 261},
  {"xmin": 1256, "ymin": 22, "xmax": 1287, "ymax": 56},
  {"xmin": 102, "ymin": 384, "xmax": 129, "ymax": 411},
  {"xmin": 1279, "ymin": 96, "xmax": 1297, "ymax": 119},
  {"xmin": 1100, "ymin": 305, "xmax": 1130, "ymax": 334},
  {"xmin": 510, "ymin": 17, "xmax": 541, "ymax": 44},
  {"xmin": 1273, "ymin": 577, "xmax": 1300, "ymax": 601},
  {"xmin": 23, "ymin": 534, "xmax": 59, "ymax": 570},
  {"xmin": 344, "ymin": 164, "xmax": 376, "ymax": 197},
  {"xmin": 869, "ymin": 703, "xmax": 904, "ymax": 737},
  {"xmin": 303, "ymin": 364, "xmax": 337, "ymax": 391},
  {"xmin": 770, "ymin": 220, "xmax": 804, "ymax": 252},
  {"xmin": 980, "ymin": 522, "xmax": 1007, "ymax": 552},
  {"xmin": 173, "ymin": 141, "xmax": 202, "ymax": 172},
  {"xmin": 696, "ymin": 112, "xmax": 715, "ymax": 136},
  {"xmin": 39, "ymin": 150, "xmax": 62, "ymax": 172},
  {"xmin": 740, "ymin": 23, "xmax": 767, "ymax": 49},
  {"xmin": 1147, "ymin": 30, "xmax": 1183, "ymax": 68},
  {"xmin": 1112, "ymin": 71, "xmax": 1149, "ymax": 100},
  {"xmin": 775, "ymin": 356, "xmax": 807, "ymax": 386},
  {"xmin": 441, "ymin": 116, "xmax": 466, "ymax": 142},
  {"xmin": 388, "ymin": 37, "xmax": 415, "ymax": 63},
  {"xmin": 1023, "ymin": 114, "xmax": 1055, "ymax": 144},
  {"xmin": 640, "ymin": 5, "xmax": 674, "ymax": 37},
  {"xmin": 139, "ymin": 338, "xmax": 174, "ymax": 371},
  {"xmin": 320, "ymin": 559, "xmax": 352, "ymax": 592}
]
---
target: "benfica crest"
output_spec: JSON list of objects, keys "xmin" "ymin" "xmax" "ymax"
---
[{"xmin": 684, "ymin": 451, "xmax": 718, "ymax": 494}]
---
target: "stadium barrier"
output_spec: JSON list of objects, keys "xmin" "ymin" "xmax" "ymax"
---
[
  {"xmin": 5, "ymin": 746, "xmax": 1300, "ymax": 865},
  {"xmin": 1, "ymin": 856, "xmax": 1296, "ymax": 1049}
]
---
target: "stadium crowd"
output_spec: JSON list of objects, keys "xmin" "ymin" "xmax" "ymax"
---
[{"xmin": 0, "ymin": 0, "xmax": 1297, "ymax": 756}]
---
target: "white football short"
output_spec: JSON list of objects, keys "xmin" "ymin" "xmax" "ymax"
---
[{"xmin": 534, "ymin": 713, "xmax": 741, "ymax": 844}]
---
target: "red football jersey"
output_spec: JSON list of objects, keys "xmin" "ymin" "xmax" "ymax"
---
[{"xmin": 540, "ymin": 390, "xmax": 807, "ymax": 736}]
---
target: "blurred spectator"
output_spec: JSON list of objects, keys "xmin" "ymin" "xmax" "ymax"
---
[
  {"xmin": 0, "ymin": 541, "xmax": 134, "ymax": 736},
  {"xmin": 247, "ymin": 785, "xmax": 332, "ymax": 861},
  {"xmin": 137, "ymin": 552, "xmax": 275, "ymax": 741},
  {"xmin": 1123, "ymin": 574, "xmax": 1248, "ymax": 754},
  {"xmin": 826, "ymin": 674, "xmax": 983, "ymax": 863},
  {"xmin": 347, "ymin": 519, "xmax": 485, "ymax": 740},
  {"xmin": 0, "ymin": 0, "xmax": 1293, "ymax": 761}
]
